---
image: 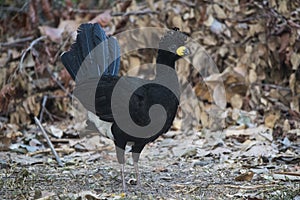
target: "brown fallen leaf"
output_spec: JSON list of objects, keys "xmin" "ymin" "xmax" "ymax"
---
[
  {"xmin": 39, "ymin": 25, "xmax": 63, "ymax": 43},
  {"xmin": 153, "ymin": 167, "xmax": 168, "ymax": 173},
  {"xmin": 264, "ymin": 110, "xmax": 281, "ymax": 128},
  {"xmin": 235, "ymin": 171, "xmax": 254, "ymax": 181},
  {"xmin": 278, "ymin": 32, "xmax": 290, "ymax": 53},
  {"xmin": 89, "ymin": 10, "xmax": 112, "ymax": 27},
  {"xmin": 0, "ymin": 84, "xmax": 15, "ymax": 112},
  {"xmin": 230, "ymin": 94, "xmax": 243, "ymax": 109},
  {"xmin": 0, "ymin": 135, "xmax": 11, "ymax": 151}
]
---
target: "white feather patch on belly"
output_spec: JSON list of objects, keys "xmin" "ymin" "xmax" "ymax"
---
[{"xmin": 87, "ymin": 111, "xmax": 114, "ymax": 140}]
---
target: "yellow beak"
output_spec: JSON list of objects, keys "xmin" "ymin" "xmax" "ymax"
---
[{"xmin": 176, "ymin": 46, "xmax": 190, "ymax": 56}]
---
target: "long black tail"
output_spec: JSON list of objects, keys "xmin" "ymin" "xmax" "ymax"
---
[{"xmin": 61, "ymin": 23, "xmax": 120, "ymax": 81}]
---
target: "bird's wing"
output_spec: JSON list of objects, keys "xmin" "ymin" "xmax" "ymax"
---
[
  {"xmin": 94, "ymin": 76, "xmax": 150, "ymax": 123},
  {"xmin": 94, "ymin": 75, "xmax": 120, "ymax": 121}
]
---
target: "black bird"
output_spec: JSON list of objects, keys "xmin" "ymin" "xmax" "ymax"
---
[{"xmin": 61, "ymin": 23, "xmax": 190, "ymax": 190}]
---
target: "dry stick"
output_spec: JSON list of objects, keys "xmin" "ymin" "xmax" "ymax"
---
[
  {"xmin": 40, "ymin": 94, "xmax": 71, "ymax": 122},
  {"xmin": 34, "ymin": 117, "xmax": 64, "ymax": 167},
  {"xmin": 19, "ymin": 36, "xmax": 47, "ymax": 73},
  {"xmin": 69, "ymin": 8, "xmax": 158, "ymax": 17},
  {"xmin": 39, "ymin": 93, "xmax": 72, "ymax": 123},
  {"xmin": 111, "ymin": 10, "xmax": 159, "ymax": 17},
  {"xmin": 252, "ymin": 82, "xmax": 291, "ymax": 91},
  {"xmin": 27, "ymin": 147, "xmax": 75, "ymax": 156},
  {"xmin": 68, "ymin": 8, "xmax": 107, "ymax": 14},
  {"xmin": 224, "ymin": 184, "xmax": 278, "ymax": 189},
  {"xmin": 46, "ymin": 67, "xmax": 73, "ymax": 99},
  {"xmin": 39, "ymin": 95, "xmax": 48, "ymax": 122},
  {"xmin": 38, "ymin": 95, "xmax": 55, "ymax": 122},
  {"xmin": 52, "ymin": 35, "xmax": 71, "ymax": 63},
  {"xmin": 43, "ymin": 108, "xmax": 55, "ymax": 121},
  {"xmin": 166, "ymin": 0, "xmax": 196, "ymax": 7},
  {"xmin": 8, "ymin": 36, "xmax": 47, "ymax": 83},
  {"xmin": 0, "ymin": 36, "xmax": 34, "ymax": 47},
  {"xmin": 41, "ymin": 138, "xmax": 71, "ymax": 143}
]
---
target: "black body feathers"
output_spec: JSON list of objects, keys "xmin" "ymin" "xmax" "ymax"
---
[{"xmin": 61, "ymin": 23, "xmax": 187, "ymax": 153}]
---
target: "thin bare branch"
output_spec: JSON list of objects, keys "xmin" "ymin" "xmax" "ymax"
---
[
  {"xmin": 111, "ymin": 10, "xmax": 159, "ymax": 17},
  {"xmin": 0, "ymin": 36, "xmax": 34, "ymax": 47},
  {"xmin": 34, "ymin": 116, "xmax": 64, "ymax": 167}
]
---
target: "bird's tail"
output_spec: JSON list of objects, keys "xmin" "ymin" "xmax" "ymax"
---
[{"xmin": 61, "ymin": 23, "xmax": 120, "ymax": 82}]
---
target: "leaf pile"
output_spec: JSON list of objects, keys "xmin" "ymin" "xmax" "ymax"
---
[{"xmin": 1, "ymin": 1, "xmax": 300, "ymax": 199}]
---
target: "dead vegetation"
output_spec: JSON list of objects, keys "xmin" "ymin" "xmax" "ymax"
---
[{"xmin": 0, "ymin": 0, "xmax": 300, "ymax": 199}]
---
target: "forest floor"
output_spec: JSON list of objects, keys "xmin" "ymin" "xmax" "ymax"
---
[
  {"xmin": 1, "ymin": 120, "xmax": 299, "ymax": 199},
  {"xmin": 1, "ymin": 1, "xmax": 300, "ymax": 199}
]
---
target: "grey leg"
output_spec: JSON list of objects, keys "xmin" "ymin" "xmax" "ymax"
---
[
  {"xmin": 116, "ymin": 146, "xmax": 126, "ymax": 191},
  {"xmin": 132, "ymin": 152, "xmax": 141, "ymax": 188},
  {"xmin": 121, "ymin": 164, "xmax": 125, "ymax": 191}
]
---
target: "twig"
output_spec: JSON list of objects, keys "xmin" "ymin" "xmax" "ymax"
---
[
  {"xmin": 52, "ymin": 35, "xmax": 71, "ymax": 63},
  {"xmin": 70, "ymin": 5, "xmax": 158, "ymax": 17},
  {"xmin": 166, "ymin": 0, "xmax": 196, "ymax": 7},
  {"xmin": 43, "ymin": 108, "xmax": 54, "ymax": 121},
  {"xmin": 34, "ymin": 117, "xmax": 64, "ymax": 167},
  {"xmin": 252, "ymin": 82, "xmax": 291, "ymax": 91},
  {"xmin": 68, "ymin": 8, "xmax": 106, "ymax": 14},
  {"xmin": 46, "ymin": 66, "xmax": 73, "ymax": 99},
  {"xmin": 39, "ymin": 94, "xmax": 71, "ymax": 122},
  {"xmin": 43, "ymin": 108, "xmax": 66, "ymax": 121},
  {"xmin": 114, "ymin": 1, "xmax": 132, "ymax": 32},
  {"xmin": 19, "ymin": 36, "xmax": 47, "ymax": 73},
  {"xmin": 111, "ymin": 10, "xmax": 159, "ymax": 17},
  {"xmin": 39, "ymin": 95, "xmax": 48, "ymax": 122},
  {"xmin": 0, "ymin": 6, "xmax": 28, "ymax": 13},
  {"xmin": 224, "ymin": 184, "xmax": 278, "ymax": 189},
  {"xmin": 41, "ymin": 138, "xmax": 72, "ymax": 143},
  {"xmin": 8, "ymin": 36, "xmax": 47, "ymax": 83},
  {"xmin": 71, "ymin": 7, "xmax": 159, "ymax": 16},
  {"xmin": 0, "ymin": 36, "xmax": 34, "ymax": 47},
  {"xmin": 27, "ymin": 147, "xmax": 75, "ymax": 156}
]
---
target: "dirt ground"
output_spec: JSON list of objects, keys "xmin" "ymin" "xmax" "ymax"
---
[{"xmin": 1, "ymin": 128, "xmax": 299, "ymax": 200}]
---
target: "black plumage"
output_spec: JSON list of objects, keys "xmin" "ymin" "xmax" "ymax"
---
[{"xmin": 61, "ymin": 23, "xmax": 189, "ymax": 190}]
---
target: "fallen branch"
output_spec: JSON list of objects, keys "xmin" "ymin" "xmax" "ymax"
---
[
  {"xmin": 69, "ymin": 8, "xmax": 158, "ymax": 17},
  {"xmin": 19, "ymin": 36, "xmax": 47, "ymax": 73},
  {"xmin": 252, "ymin": 82, "xmax": 291, "ymax": 91},
  {"xmin": 111, "ymin": 10, "xmax": 159, "ymax": 17},
  {"xmin": 39, "ymin": 95, "xmax": 48, "ymax": 122},
  {"xmin": 34, "ymin": 116, "xmax": 64, "ymax": 167},
  {"xmin": 68, "ymin": 8, "xmax": 106, "ymax": 14},
  {"xmin": 224, "ymin": 184, "xmax": 279, "ymax": 190},
  {"xmin": 8, "ymin": 36, "xmax": 47, "ymax": 83},
  {"xmin": 166, "ymin": 0, "xmax": 196, "ymax": 7},
  {"xmin": 27, "ymin": 147, "xmax": 75, "ymax": 156},
  {"xmin": 46, "ymin": 67, "xmax": 73, "ymax": 99},
  {"xmin": 41, "ymin": 138, "xmax": 72, "ymax": 143},
  {"xmin": 0, "ymin": 36, "xmax": 34, "ymax": 47}
]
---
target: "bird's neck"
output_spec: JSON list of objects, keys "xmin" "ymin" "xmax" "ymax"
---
[
  {"xmin": 155, "ymin": 51, "xmax": 179, "ymax": 82},
  {"xmin": 156, "ymin": 50, "xmax": 176, "ymax": 69}
]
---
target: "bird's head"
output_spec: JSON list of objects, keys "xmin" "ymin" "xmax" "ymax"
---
[{"xmin": 158, "ymin": 27, "xmax": 190, "ymax": 62}]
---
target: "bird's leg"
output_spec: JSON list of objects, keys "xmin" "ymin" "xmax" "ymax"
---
[
  {"xmin": 120, "ymin": 163, "xmax": 125, "ymax": 191},
  {"xmin": 132, "ymin": 152, "xmax": 141, "ymax": 188},
  {"xmin": 115, "ymin": 146, "xmax": 126, "ymax": 191}
]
